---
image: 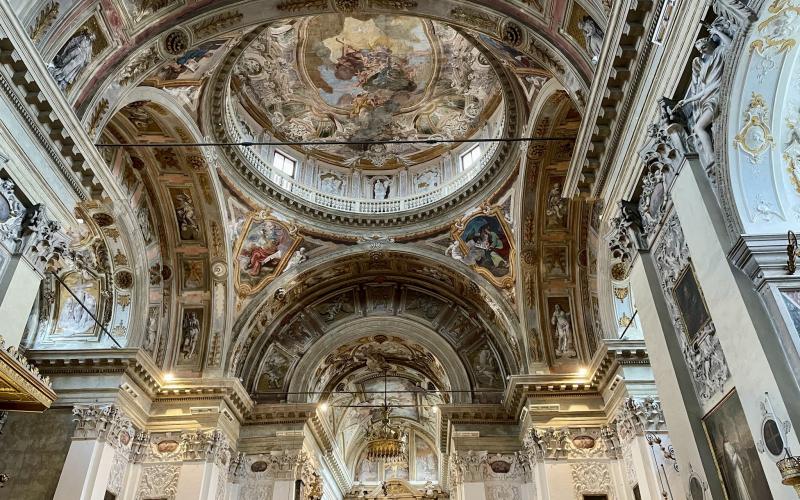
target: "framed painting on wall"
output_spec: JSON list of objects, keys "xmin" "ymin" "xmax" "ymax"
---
[
  {"xmin": 703, "ymin": 390, "xmax": 773, "ymax": 500},
  {"xmin": 672, "ymin": 263, "xmax": 712, "ymax": 344}
]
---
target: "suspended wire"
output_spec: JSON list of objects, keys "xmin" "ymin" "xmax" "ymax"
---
[{"xmin": 94, "ymin": 135, "xmax": 576, "ymax": 149}]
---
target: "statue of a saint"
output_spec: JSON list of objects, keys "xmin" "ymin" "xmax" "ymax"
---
[
  {"xmin": 551, "ymin": 304, "xmax": 574, "ymax": 357},
  {"xmin": 577, "ymin": 16, "xmax": 604, "ymax": 64},
  {"xmin": 673, "ymin": 18, "xmax": 733, "ymax": 169},
  {"xmin": 181, "ymin": 312, "xmax": 200, "ymax": 359},
  {"xmin": 48, "ymin": 30, "xmax": 96, "ymax": 91}
]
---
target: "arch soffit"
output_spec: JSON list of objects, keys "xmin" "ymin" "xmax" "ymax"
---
[
  {"xmin": 285, "ymin": 316, "xmax": 474, "ymax": 405},
  {"xmin": 716, "ymin": 2, "xmax": 800, "ymax": 237},
  {"xmin": 230, "ymin": 244, "xmax": 524, "ymax": 376},
  {"xmin": 101, "ymin": 91, "xmax": 233, "ymax": 371},
  {"xmin": 61, "ymin": 0, "xmax": 593, "ymax": 114}
]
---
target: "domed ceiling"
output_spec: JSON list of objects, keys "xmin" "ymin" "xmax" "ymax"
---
[{"xmin": 232, "ymin": 14, "xmax": 502, "ymax": 169}]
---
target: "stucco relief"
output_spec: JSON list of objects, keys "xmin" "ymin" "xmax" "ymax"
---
[
  {"xmin": 720, "ymin": 0, "xmax": 800, "ymax": 234},
  {"xmin": 570, "ymin": 461, "xmax": 614, "ymax": 500},
  {"xmin": 654, "ymin": 214, "xmax": 730, "ymax": 403},
  {"xmin": 136, "ymin": 464, "xmax": 180, "ymax": 500}
]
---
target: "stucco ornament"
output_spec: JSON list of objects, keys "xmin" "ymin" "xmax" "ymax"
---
[
  {"xmin": 733, "ymin": 92, "xmax": 775, "ymax": 163},
  {"xmin": 654, "ymin": 214, "xmax": 730, "ymax": 402},
  {"xmin": 570, "ymin": 461, "xmax": 614, "ymax": 499}
]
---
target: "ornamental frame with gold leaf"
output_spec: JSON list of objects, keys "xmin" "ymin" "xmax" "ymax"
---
[
  {"xmin": 451, "ymin": 205, "xmax": 516, "ymax": 288},
  {"xmin": 234, "ymin": 211, "xmax": 301, "ymax": 296}
]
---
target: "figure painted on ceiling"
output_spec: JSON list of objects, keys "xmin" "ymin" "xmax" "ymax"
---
[
  {"xmin": 57, "ymin": 279, "xmax": 97, "ymax": 334},
  {"xmin": 180, "ymin": 311, "xmax": 200, "ymax": 359},
  {"xmin": 173, "ymin": 192, "xmax": 200, "ymax": 240},
  {"xmin": 461, "ymin": 216, "xmax": 511, "ymax": 277},
  {"xmin": 239, "ymin": 221, "xmax": 286, "ymax": 276},
  {"xmin": 373, "ymin": 178, "xmax": 390, "ymax": 199},
  {"xmin": 551, "ymin": 304, "xmax": 575, "ymax": 358},
  {"xmin": 48, "ymin": 30, "xmax": 96, "ymax": 91}
]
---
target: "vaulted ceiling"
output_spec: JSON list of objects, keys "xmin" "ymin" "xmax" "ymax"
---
[{"xmin": 24, "ymin": 0, "xmax": 614, "ymax": 466}]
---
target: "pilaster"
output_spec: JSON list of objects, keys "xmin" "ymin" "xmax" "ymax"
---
[{"xmin": 673, "ymin": 155, "xmax": 800, "ymax": 498}]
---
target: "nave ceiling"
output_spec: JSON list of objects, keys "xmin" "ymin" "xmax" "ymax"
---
[{"xmin": 6, "ymin": 0, "xmax": 621, "ymax": 487}]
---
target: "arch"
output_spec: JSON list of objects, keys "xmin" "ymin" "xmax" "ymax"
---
[
  {"xmin": 61, "ymin": 0, "xmax": 591, "ymax": 115},
  {"xmin": 286, "ymin": 316, "xmax": 473, "ymax": 404},
  {"xmin": 99, "ymin": 90, "xmax": 234, "ymax": 374},
  {"xmin": 717, "ymin": 2, "xmax": 800, "ymax": 236},
  {"xmin": 229, "ymin": 243, "xmax": 525, "ymax": 380}
]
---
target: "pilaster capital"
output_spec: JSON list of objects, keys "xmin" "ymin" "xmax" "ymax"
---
[
  {"xmin": 522, "ymin": 425, "xmax": 621, "ymax": 461},
  {"xmin": 72, "ymin": 403, "xmax": 137, "ymax": 453},
  {"xmin": 610, "ymin": 396, "xmax": 666, "ymax": 443}
]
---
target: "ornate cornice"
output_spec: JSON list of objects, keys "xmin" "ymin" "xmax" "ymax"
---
[
  {"xmin": 28, "ymin": 349, "xmax": 253, "ymax": 421},
  {"xmin": 0, "ymin": 3, "xmax": 106, "ymax": 200},
  {"xmin": 0, "ymin": 335, "xmax": 57, "ymax": 411},
  {"xmin": 503, "ymin": 340, "xmax": 648, "ymax": 417},
  {"xmin": 565, "ymin": 0, "xmax": 658, "ymax": 197}
]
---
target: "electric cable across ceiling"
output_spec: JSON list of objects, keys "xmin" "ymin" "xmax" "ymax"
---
[{"xmin": 94, "ymin": 135, "xmax": 576, "ymax": 149}]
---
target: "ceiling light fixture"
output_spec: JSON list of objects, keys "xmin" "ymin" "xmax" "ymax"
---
[{"xmin": 365, "ymin": 372, "xmax": 408, "ymax": 464}]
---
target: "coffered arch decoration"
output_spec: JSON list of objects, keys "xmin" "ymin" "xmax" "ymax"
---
[
  {"xmin": 228, "ymin": 245, "xmax": 522, "ymax": 402},
  {"xmin": 99, "ymin": 87, "xmax": 234, "ymax": 374},
  {"xmin": 715, "ymin": 1, "xmax": 800, "ymax": 237},
  {"xmin": 514, "ymin": 80, "xmax": 595, "ymax": 371}
]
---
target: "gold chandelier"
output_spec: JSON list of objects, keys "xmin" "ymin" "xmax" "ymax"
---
[
  {"xmin": 365, "ymin": 372, "xmax": 408, "ymax": 463},
  {"xmin": 365, "ymin": 407, "xmax": 408, "ymax": 463}
]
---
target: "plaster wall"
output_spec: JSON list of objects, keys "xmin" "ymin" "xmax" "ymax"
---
[{"xmin": 0, "ymin": 408, "xmax": 74, "ymax": 500}]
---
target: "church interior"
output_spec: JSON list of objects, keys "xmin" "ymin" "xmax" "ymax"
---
[{"xmin": 0, "ymin": 0, "xmax": 799, "ymax": 498}]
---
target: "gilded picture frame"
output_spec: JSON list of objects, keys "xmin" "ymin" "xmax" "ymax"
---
[
  {"xmin": 451, "ymin": 206, "xmax": 516, "ymax": 288},
  {"xmin": 233, "ymin": 211, "xmax": 301, "ymax": 296}
]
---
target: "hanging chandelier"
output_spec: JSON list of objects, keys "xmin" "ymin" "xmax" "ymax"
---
[
  {"xmin": 365, "ymin": 407, "xmax": 408, "ymax": 463},
  {"xmin": 364, "ymin": 371, "xmax": 408, "ymax": 463}
]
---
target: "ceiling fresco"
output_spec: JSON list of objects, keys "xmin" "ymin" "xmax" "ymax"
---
[{"xmin": 232, "ymin": 14, "xmax": 502, "ymax": 168}]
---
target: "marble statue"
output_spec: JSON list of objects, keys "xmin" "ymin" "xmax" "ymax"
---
[
  {"xmin": 181, "ymin": 312, "xmax": 200, "ymax": 359},
  {"xmin": 48, "ymin": 30, "xmax": 96, "ymax": 91},
  {"xmin": 445, "ymin": 240, "xmax": 465, "ymax": 262},
  {"xmin": 551, "ymin": 304, "xmax": 575, "ymax": 358},
  {"xmin": 373, "ymin": 178, "xmax": 389, "ymax": 200},
  {"xmin": 578, "ymin": 17, "xmax": 604, "ymax": 64},
  {"xmin": 673, "ymin": 18, "xmax": 732, "ymax": 169},
  {"xmin": 284, "ymin": 247, "xmax": 307, "ymax": 271}
]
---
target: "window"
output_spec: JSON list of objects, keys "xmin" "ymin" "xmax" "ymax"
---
[
  {"xmin": 272, "ymin": 150, "xmax": 296, "ymax": 178},
  {"xmin": 460, "ymin": 145, "xmax": 481, "ymax": 171}
]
